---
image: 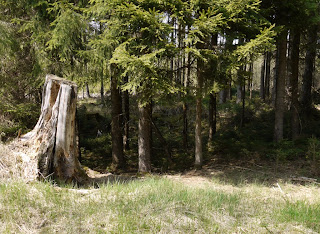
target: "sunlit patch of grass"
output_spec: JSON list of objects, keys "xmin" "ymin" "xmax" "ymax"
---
[
  {"xmin": 1, "ymin": 177, "xmax": 320, "ymax": 233},
  {"xmin": 0, "ymin": 178, "xmax": 240, "ymax": 233},
  {"xmin": 278, "ymin": 200, "xmax": 320, "ymax": 231}
]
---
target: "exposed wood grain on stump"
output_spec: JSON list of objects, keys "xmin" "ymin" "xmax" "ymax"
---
[{"xmin": 22, "ymin": 74, "xmax": 86, "ymax": 183}]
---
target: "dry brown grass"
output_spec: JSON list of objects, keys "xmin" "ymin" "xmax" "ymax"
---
[{"xmin": 0, "ymin": 140, "xmax": 38, "ymax": 181}]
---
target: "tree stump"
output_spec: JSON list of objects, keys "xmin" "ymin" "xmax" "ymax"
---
[{"xmin": 22, "ymin": 75, "xmax": 86, "ymax": 183}]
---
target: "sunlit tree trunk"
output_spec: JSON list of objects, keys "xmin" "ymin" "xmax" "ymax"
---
[
  {"xmin": 260, "ymin": 53, "xmax": 266, "ymax": 100},
  {"xmin": 195, "ymin": 53, "xmax": 204, "ymax": 168},
  {"xmin": 138, "ymin": 102, "xmax": 152, "ymax": 173},
  {"xmin": 111, "ymin": 65, "xmax": 125, "ymax": 170}
]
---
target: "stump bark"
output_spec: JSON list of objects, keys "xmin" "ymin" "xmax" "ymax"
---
[{"xmin": 22, "ymin": 75, "xmax": 86, "ymax": 183}]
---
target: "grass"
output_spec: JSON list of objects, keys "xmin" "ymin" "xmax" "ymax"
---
[
  {"xmin": 0, "ymin": 176, "xmax": 320, "ymax": 233},
  {"xmin": 280, "ymin": 200, "xmax": 320, "ymax": 231}
]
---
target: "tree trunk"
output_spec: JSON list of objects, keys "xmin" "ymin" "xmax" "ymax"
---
[
  {"xmin": 138, "ymin": 102, "xmax": 152, "ymax": 173},
  {"xmin": 208, "ymin": 93, "xmax": 217, "ymax": 143},
  {"xmin": 122, "ymin": 88, "xmax": 130, "ymax": 151},
  {"xmin": 111, "ymin": 65, "xmax": 125, "ymax": 170},
  {"xmin": 274, "ymin": 31, "xmax": 288, "ymax": 143},
  {"xmin": 260, "ymin": 53, "xmax": 266, "ymax": 100},
  {"xmin": 272, "ymin": 46, "xmax": 280, "ymax": 107},
  {"xmin": 290, "ymin": 30, "xmax": 301, "ymax": 140},
  {"xmin": 227, "ymin": 81, "xmax": 232, "ymax": 100},
  {"xmin": 219, "ymin": 89, "xmax": 227, "ymax": 104},
  {"xmin": 301, "ymin": 25, "xmax": 317, "ymax": 112},
  {"xmin": 22, "ymin": 75, "xmax": 86, "ymax": 182},
  {"xmin": 241, "ymin": 82, "xmax": 246, "ymax": 128},
  {"xmin": 208, "ymin": 34, "xmax": 218, "ymax": 145},
  {"xmin": 183, "ymin": 38, "xmax": 191, "ymax": 149},
  {"xmin": 100, "ymin": 69, "xmax": 104, "ymax": 103},
  {"xmin": 195, "ymin": 58, "xmax": 203, "ymax": 168},
  {"xmin": 236, "ymin": 66, "xmax": 244, "ymax": 104},
  {"xmin": 182, "ymin": 102, "xmax": 188, "ymax": 149},
  {"xmin": 86, "ymin": 82, "xmax": 90, "ymax": 98},
  {"xmin": 248, "ymin": 62, "xmax": 253, "ymax": 99},
  {"xmin": 265, "ymin": 52, "xmax": 271, "ymax": 99}
]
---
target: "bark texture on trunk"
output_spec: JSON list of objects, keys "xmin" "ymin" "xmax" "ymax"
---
[
  {"xmin": 208, "ymin": 93, "xmax": 217, "ymax": 143},
  {"xmin": 301, "ymin": 26, "xmax": 317, "ymax": 111},
  {"xmin": 138, "ymin": 103, "xmax": 152, "ymax": 173},
  {"xmin": 265, "ymin": 52, "xmax": 271, "ymax": 99},
  {"xmin": 272, "ymin": 47, "xmax": 280, "ymax": 107},
  {"xmin": 100, "ymin": 73, "xmax": 104, "ymax": 103},
  {"xmin": 195, "ymin": 59, "xmax": 203, "ymax": 168},
  {"xmin": 237, "ymin": 67, "xmax": 244, "ymax": 104},
  {"xmin": 248, "ymin": 62, "xmax": 253, "ymax": 99},
  {"xmin": 182, "ymin": 102, "xmax": 188, "ymax": 149},
  {"xmin": 236, "ymin": 84, "xmax": 242, "ymax": 104},
  {"xmin": 274, "ymin": 32, "xmax": 288, "ymax": 143},
  {"xmin": 290, "ymin": 30, "xmax": 300, "ymax": 140},
  {"xmin": 86, "ymin": 83, "xmax": 90, "ymax": 98},
  {"xmin": 260, "ymin": 53, "xmax": 266, "ymax": 100},
  {"xmin": 123, "ymin": 89, "xmax": 130, "ymax": 151},
  {"xmin": 22, "ymin": 75, "xmax": 85, "ymax": 182},
  {"xmin": 219, "ymin": 89, "xmax": 227, "ymax": 104},
  {"xmin": 111, "ymin": 65, "xmax": 125, "ymax": 170}
]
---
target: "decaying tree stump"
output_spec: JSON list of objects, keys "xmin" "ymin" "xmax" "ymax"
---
[{"xmin": 22, "ymin": 74, "xmax": 86, "ymax": 183}]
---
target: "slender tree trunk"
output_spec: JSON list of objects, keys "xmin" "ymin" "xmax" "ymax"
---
[
  {"xmin": 122, "ymin": 77, "xmax": 130, "ymax": 151},
  {"xmin": 274, "ymin": 31, "xmax": 288, "ymax": 143},
  {"xmin": 236, "ymin": 39, "xmax": 244, "ymax": 104},
  {"xmin": 111, "ymin": 65, "xmax": 125, "ymax": 170},
  {"xmin": 86, "ymin": 83, "xmax": 90, "ymax": 98},
  {"xmin": 148, "ymin": 101, "xmax": 153, "ymax": 159},
  {"xmin": 99, "ymin": 25, "xmax": 104, "ymax": 103},
  {"xmin": 248, "ymin": 62, "xmax": 253, "ymax": 99},
  {"xmin": 241, "ymin": 82, "xmax": 246, "ymax": 127},
  {"xmin": 260, "ymin": 53, "xmax": 266, "ymax": 100},
  {"xmin": 236, "ymin": 85, "xmax": 242, "ymax": 104},
  {"xmin": 236, "ymin": 71, "xmax": 243, "ymax": 104},
  {"xmin": 100, "ymin": 67, "xmax": 104, "ymax": 103},
  {"xmin": 208, "ymin": 93, "xmax": 217, "ymax": 142},
  {"xmin": 182, "ymin": 32, "xmax": 191, "ymax": 149},
  {"xmin": 227, "ymin": 81, "xmax": 232, "ymax": 100},
  {"xmin": 208, "ymin": 34, "xmax": 218, "ymax": 144},
  {"xmin": 265, "ymin": 52, "xmax": 271, "ymax": 99},
  {"xmin": 138, "ymin": 102, "xmax": 152, "ymax": 173},
  {"xmin": 182, "ymin": 102, "xmax": 188, "ymax": 149},
  {"xmin": 195, "ymin": 57, "xmax": 203, "ymax": 168},
  {"xmin": 301, "ymin": 25, "xmax": 318, "ymax": 112},
  {"xmin": 272, "ymin": 46, "xmax": 280, "ymax": 107},
  {"xmin": 290, "ymin": 30, "xmax": 301, "ymax": 140},
  {"xmin": 219, "ymin": 89, "xmax": 227, "ymax": 104}
]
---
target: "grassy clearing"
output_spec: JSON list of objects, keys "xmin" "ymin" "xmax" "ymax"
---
[{"xmin": 0, "ymin": 176, "xmax": 320, "ymax": 233}]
